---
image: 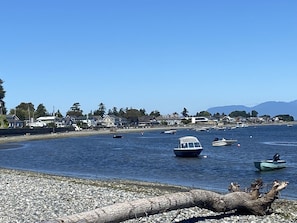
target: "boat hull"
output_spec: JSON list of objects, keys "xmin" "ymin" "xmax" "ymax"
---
[
  {"xmin": 254, "ymin": 160, "xmax": 286, "ymax": 171},
  {"xmin": 113, "ymin": 135, "xmax": 122, "ymax": 138},
  {"xmin": 162, "ymin": 129, "xmax": 177, "ymax": 134},
  {"xmin": 212, "ymin": 139, "xmax": 237, "ymax": 147},
  {"xmin": 212, "ymin": 141, "xmax": 228, "ymax": 146},
  {"xmin": 173, "ymin": 149, "xmax": 203, "ymax": 157}
]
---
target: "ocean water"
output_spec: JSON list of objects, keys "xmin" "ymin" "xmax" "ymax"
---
[{"xmin": 0, "ymin": 125, "xmax": 296, "ymax": 200}]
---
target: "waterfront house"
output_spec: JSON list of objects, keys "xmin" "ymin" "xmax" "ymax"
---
[
  {"xmin": 138, "ymin": 116, "xmax": 160, "ymax": 127},
  {"xmin": 6, "ymin": 115, "xmax": 24, "ymax": 128},
  {"xmin": 102, "ymin": 115, "xmax": 128, "ymax": 128},
  {"xmin": 156, "ymin": 114, "xmax": 182, "ymax": 126}
]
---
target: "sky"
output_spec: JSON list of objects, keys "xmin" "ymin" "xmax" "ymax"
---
[{"xmin": 0, "ymin": 0, "xmax": 296, "ymax": 116}]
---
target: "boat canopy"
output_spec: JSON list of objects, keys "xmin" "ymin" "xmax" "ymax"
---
[{"xmin": 179, "ymin": 136, "xmax": 199, "ymax": 143}]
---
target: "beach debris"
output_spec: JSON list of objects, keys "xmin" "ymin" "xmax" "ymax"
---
[{"xmin": 44, "ymin": 179, "xmax": 289, "ymax": 223}]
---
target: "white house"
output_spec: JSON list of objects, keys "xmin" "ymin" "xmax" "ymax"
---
[{"xmin": 191, "ymin": 116, "xmax": 209, "ymax": 124}]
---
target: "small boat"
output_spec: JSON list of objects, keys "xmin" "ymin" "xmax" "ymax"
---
[
  {"xmin": 254, "ymin": 153, "xmax": 286, "ymax": 171},
  {"xmin": 212, "ymin": 138, "xmax": 238, "ymax": 147},
  {"xmin": 161, "ymin": 129, "xmax": 177, "ymax": 134},
  {"xmin": 113, "ymin": 135, "xmax": 122, "ymax": 138},
  {"xmin": 173, "ymin": 136, "xmax": 203, "ymax": 157}
]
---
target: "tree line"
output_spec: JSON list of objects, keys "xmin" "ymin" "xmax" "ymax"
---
[{"xmin": 0, "ymin": 79, "xmax": 294, "ymax": 123}]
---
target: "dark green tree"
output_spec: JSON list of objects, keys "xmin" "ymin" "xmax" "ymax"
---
[
  {"xmin": 0, "ymin": 79, "xmax": 7, "ymax": 115},
  {"xmin": 276, "ymin": 114, "xmax": 294, "ymax": 122},
  {"xmin": 66, "ymin": 102, "xmax": 83, "ymax": 117},
  {"xmin": 181, "ymin": 108, "xmax": 189, "ymax": 117},
  {"xmin": 112, "ymin": 107, "xmax": 119, "ymax": 116},
  {"xmin": 94, "ymin": 102, "xmax": 106, "ymax": 117},
  {"xmin": 55, "ymin": 109, "xmax": 63, "ymax": 118},
  {"xmin": 229, "ymin": 110, "xmax": 249, "ymax": 118},
  {"xmin": 196, "ymin": 111, "xmax": 211, "ymax": 117},
  {"xmin": 15, "ymin": 102, "xmax": 35, "ymax": 121},
  {"xmin": 149, "ymin": 110, "xmax": 161, "ymax": 117},
  {"xmin": 107, "ymin": 109, "xmax": 113, "ymax": 115},
  {"xmin": 118, "ymin": 108, "xmax": 125, "ymax": 117},
  {"xmin": 34, "ymin": 104, "xmax": 48, "ymax": 118},
  {"xmin": 124, "ymin": 108, "xmax": 142, "ymax": 124},
  {"xmin": 251, "ymin": 110, "xmax": 258, "ymax": 117},
  {"xmin": 139, "ymin": 108, "xmax": 147, "ymax": 116}
]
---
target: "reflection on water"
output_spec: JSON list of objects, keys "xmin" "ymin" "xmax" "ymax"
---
[
  {"xmin": 0, "ymin": 125, "xmax": 296, "ymax": 200},
  {"xmin": 262, "ymin": 141, "xmax": 297, "ymax": 147},
  {"xmin": 0, "ymin": 143, "xmax": 23, "ymax": 150}
]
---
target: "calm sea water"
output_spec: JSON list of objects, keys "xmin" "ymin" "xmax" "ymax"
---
[{"xmin": 0, "ymin": 125, "xmax": 296, "ymax": 200}]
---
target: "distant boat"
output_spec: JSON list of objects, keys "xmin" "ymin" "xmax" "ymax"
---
[
  {"xmin": 113, "ymin": 135, "xmax": 123, "ymax": 138},
  {"xmin": 161, "ymin": 129, "xmax": 177, "ymax": 134},
  {"xmin": 254, "ymin": 153, "xmax": 286, "ymax": 171},
  {"xmin": 212, "ymin": 138, "xmax": 238, "ymax": 147},
  {"xmin": 173, "ymin": 136, "xmax": 203, "ymax": 157}
]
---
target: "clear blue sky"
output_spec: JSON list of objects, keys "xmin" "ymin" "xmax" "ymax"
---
[{"xmin": 1, "ymin": 0, "xmax": 296, "ymax": 116}]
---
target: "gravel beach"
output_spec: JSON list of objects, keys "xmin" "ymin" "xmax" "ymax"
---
[
  {"xmin": 0, "ymin": 168, "xmax": 296, "ymax": 223},
  {"xmin": 0, "ymin": 128, "xmax": 297, "ymax": 222}
]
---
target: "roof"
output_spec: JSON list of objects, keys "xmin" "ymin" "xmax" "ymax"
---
[{"xmin": 179, "ymin": 136, "xmax": 199, "ymax": 143}]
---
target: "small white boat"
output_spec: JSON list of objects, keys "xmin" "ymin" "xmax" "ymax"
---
[
  {"xmin": 212, "ymin": 138, "xmax": 238, "ymax": 147},
  {"xmin": 161, "ymin": 129, "xmax": 177, "ymax": 134},
  {"xmin": 254, "ymin": 153, "xmax": 286, "ymax": 171},
  {"xmin": 173, "ymin": 136, "xmax": 203, "ymax": 157}
]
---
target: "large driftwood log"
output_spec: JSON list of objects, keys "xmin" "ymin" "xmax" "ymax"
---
[{"xmin": 44, "ymin": 179, "xmax": 288, "ymax": 223}]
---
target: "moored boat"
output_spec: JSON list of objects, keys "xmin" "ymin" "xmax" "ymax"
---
[
  {"xmin": 212, "ymin": 138, "xmax": 238, "ymax": 147},
  {"xmin": 254, "ymin": 160, "xmax": 286, "ymax": 171},
  {"xmin": 113, "ymin": 135, "xmax": 123, "ymax": 138},
  {"xmin": 162, "ymin": 129, "xmax": 177, "ymax": 134},
  {"xmin": 173, "ymin": 136, "xmax": 203, "ymax": 157},
  {"xmin": 254, "ymin": 153, "xmax": 286, "ymax": 171}
]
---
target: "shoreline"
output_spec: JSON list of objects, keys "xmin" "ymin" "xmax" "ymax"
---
[
  {"xmin": 0, "ymin": 121, "xmax": 295, "ymax": 145},
  {"xmin": 0, "ymin": 126, "xmax": 182, "ymax": 145},
  {"xmin": 0, "ymin": 168, "xmax": 296, "ymax": 222}
]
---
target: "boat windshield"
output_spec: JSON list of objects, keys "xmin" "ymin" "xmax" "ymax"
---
[
  {"xmin": 181, "ymin": 143, "xmax": 187, "ymax": 148},
  {"xmin": 194, "ymin": 142, "xmax": 201, "ymax": 147},
  {"xmin": 189, "ymin": 143, "xmax": 195, "ymax": 148}
]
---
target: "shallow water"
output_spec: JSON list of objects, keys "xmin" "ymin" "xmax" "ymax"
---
[{"xmin": 0, "ymin": 125, "xmax": 296, "ymax": 199}]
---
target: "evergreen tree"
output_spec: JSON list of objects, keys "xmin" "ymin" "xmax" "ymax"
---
[
  {"xmin": 34, "ymin": 104, "xmax": 48, "ymax": 118},
  {"xmin": 0, "ymin": 79, "xmax": 6, "ymax": 115}
]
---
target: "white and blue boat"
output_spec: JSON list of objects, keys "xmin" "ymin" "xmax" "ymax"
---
[{"xmin": 173, "ymin": 136, "xmax": 203, "ymax": 157}]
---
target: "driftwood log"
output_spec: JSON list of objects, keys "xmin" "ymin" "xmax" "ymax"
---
[{"xmin": 45, "ymin": 179, "xmax": 288, "ymax": 223}]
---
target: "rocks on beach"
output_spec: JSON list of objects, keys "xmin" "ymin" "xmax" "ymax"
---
[{"xmin": 0, "ymin": 168, "xmax": 296, "ymax": 223}]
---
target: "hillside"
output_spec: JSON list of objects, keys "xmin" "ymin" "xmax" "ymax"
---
[{"xmin": 207, "ymin": 100, "xmax": 297, "ymax": 119}]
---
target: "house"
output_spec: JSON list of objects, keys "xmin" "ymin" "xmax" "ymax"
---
[
  {"xmin": 102, "ymin": 115, "xmax": 128, "ymax": 128},
  {"xmin": 36, "ymin": 116, "xmax": 59, "ymax": 124},
  {"xmin": 156, "ymin": 115, "xmax": 182, "ymax": 126},
  {"xmin": 191, "ymin": 116, "xmax": 209, "ymax": 124},
  {"xmin": 138, "ymin": 116, "xmax": 160, "ymax": 127},
  {"xmin": 6, "ymin": 115, "xmax": 24, "ymax": 128}
]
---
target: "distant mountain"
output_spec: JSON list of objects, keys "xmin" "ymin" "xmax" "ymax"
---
[{"xmin": 207, "ymin": 100, "xmax": 297, "ymax": 119}]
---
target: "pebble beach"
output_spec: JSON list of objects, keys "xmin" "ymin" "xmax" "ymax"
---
[
  {"xmin": 1, "ymin": 167, "xmax": 297, "ymax": 222},
  {"xmin": 0, "ymin": 129, "xmax": 297, "ymax": 222}
]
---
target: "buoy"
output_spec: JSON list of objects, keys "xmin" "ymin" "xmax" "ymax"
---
[{"xmin": 237, "ymin": 143, "xmax": 241, "ymax": 147}]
